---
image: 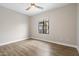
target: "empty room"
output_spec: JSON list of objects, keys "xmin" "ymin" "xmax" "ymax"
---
[{"xmin": 0, "ymin": 3, "xmax": 79, "ymax": 56}]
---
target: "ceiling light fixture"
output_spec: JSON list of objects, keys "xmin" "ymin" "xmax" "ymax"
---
[{"xmin": 25, "ymin": 3, "xmax": 43, "ymax": 10}]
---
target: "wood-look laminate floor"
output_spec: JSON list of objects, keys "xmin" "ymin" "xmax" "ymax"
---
[{"xmin": 0, "ymin": 38, "xmax": 78, "ymax": 56}]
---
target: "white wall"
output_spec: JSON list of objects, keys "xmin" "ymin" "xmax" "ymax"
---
[
  {"xmin": 30, "ymin": 4, "xmax": 77, "ymax": 46},
  {"xmin": 0, "ymin": 6, "xmax": 29, "ymax": 44},
  {"xmin": 0, "ymin": 4, "xmax": 77, "ymax": 48},
  {"xmin": 77, "ymin": 4, "xmax": 79, "ymax": 51}
]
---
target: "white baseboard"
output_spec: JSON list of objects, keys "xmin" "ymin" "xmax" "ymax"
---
[
  {"xmin": 0, "ymin": 38, "xmax": 28, "ymax": 46},
  {"xmin": 31, "ymin": 37, "xmax": 77, "ymax": 48},
  {"xmin": 51, "ymin": 41, "xmax": 77, "ymax": 48},
  {"xmin": 0, "ymin": 37, "xmax": 77, "ymax": 50},
  {"xmin": 47, "ymin": 40, "xmax": 77, "ymax": 48}
]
